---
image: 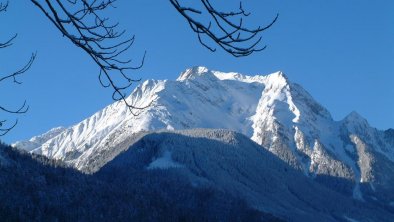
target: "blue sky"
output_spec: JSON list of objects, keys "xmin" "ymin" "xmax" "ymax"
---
[{"xmin": 0, "ymin": 0, "xmax": 393, "ymax": 143}]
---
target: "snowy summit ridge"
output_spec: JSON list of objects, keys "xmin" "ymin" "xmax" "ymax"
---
[
  {"xmin": 176, "ymin": 66, "xmax": 211, "ymax": 81},
  {"xmin": 13, "ymin": 66, "xmax": 394, "ymax": 205}
]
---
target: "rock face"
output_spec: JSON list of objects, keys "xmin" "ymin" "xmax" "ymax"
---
[{"xmin": 13, "ymin": 66, "xmax": 394, "ymax": 205}]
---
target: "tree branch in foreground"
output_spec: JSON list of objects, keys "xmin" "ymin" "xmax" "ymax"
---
[
  {"xmin": 170, "ymin": 0, "xmax": 278, "ymax": 57},
  {"xmin": 0, "ymin": 1, "xmax": 34, "ymax": 136},
  {"xmin": 30, "ymin": 0, "xmax": 147, "ymax": 115}
]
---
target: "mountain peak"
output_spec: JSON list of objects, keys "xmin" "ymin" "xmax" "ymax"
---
[
  {"xmin": 346, "ymin": 111, "xmax": 363, "ymax": 119},
  {"xmin": 264, "ymin": 71, "xmax": 290, "ymax": 87},
  {"xmin": 342, "ymin": 111, "xmax": 370, "ymax": 130},
  {"xmin": 176, "ymin": 66, "xmax": 213, "ymax": 81},
  {"xmin": 344, "ymin": 111, "xmax": 367, "ymax": 123},
  {"xmin": 269, "ymin": 71, "xmax": 286, "ymax": 78}
]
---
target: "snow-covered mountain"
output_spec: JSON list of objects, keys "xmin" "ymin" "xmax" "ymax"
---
[{"xmin": 13, "ymin": 66, "xmax": 394, "ymax": 205}]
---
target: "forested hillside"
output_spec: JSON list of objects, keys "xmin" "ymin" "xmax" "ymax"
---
[{"xmin": 0, "ymin": 142, "xmax": 272, "ymax": 222}]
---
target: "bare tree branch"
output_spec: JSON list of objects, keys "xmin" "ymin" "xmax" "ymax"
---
[
  {"xmin": 0, "ymin": 0, "xmax": 8, "ymax": 12},
  {"xmin": 0, "ymin": 1, "xmax": 33, "ymax": 136},
  {"xmin": 0, "ymin": 53, "xmax": 36, "ymax": 84},
  {"xmin": 169, "ymin": 0, "xmax": 278, "ymax": 57},
  {"xmin": 30, "ymin": 0, "xmax": 147, "ymax": 115},
  {"xmin": 0, "ymin": 120, "xmax": 18, "ymax": 136},
  {"xmin": 0, "ymin": 34, "xmax": 16, "ymax": 49},
  {"xmin": 29, "ymin": 0, "xmax": 277, "ymax": 116}
]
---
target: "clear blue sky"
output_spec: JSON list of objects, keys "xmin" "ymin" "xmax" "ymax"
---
[{"xmin": 1, "ymin": 0, "xmax": 393, "ymax": 143}]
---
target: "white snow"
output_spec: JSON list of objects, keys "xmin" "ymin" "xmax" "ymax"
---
[
  {"xmin": 12, "ymin": 126, "xmax": 66, "ymax": 151},
  {"xmin": 369, "ymin": 183, "xmax": 376, "ymax": 192},
  {"xmin": 147, "ymin": 151, "xmax": 183, "ymax": 170},
  {"xmin": 352, "ymin": 183, "xmax": 364, "ymax": 201},
  {"xmin": 13, "ymin": 66, "xmax": 394, "ymax": 185},
  {"xmin": 344, "ymin": 216, "xmax": 360, "ymax": 222}
]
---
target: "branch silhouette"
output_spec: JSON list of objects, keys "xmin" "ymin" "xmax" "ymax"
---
[
  {"xmin": 29, "ymin": 0, "xmax": 277, "ymax": 115},
  {"xmin": 30, "ymin": 0, "xmax": 147, "ymax": 115},
  {"xmin": 170, "ymin": 0, "xmax": 278, "ymax": 57},
  {"xmin": 0, "ymin": 1, "xmax": 35, "ymax": 136}
]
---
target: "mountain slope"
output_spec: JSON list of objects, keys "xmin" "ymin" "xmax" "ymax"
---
[
  {"xmin": 13, "ymin": 66, "xmax": 394, "ymax": 205},
  {"xmin": 13, "ymin": 127, "xmax": 66, "ymax": 152},
  {"xmin": 0, "ymin": 141, "xmax": 273, "ymax": 222},
  {"xmin": 6, "ymin": 129, "xmax": 394, "ymax": 221},
  {"xmin": 81, "ymin": 129, "xmax": 394, "ymax": 221}
]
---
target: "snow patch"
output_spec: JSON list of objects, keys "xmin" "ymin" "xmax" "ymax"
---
[
  {"xmin": 12, "ymin": 126, "xmax": 66, "ymax": 151},
  {"xmin": 369, "ymin": 183, "xmax": 376, "ymax": 192},
  {"xmin": 344, "ymin": 216, "xmax": 360, "ymax": 222},
  {"xmin": 177, "ymin": 66, "xmax": 210, "ymax": 81},
  {"xmin": 147, "ymin": 151, "xmax": 183, "ymax": 170},
  {"xmin": 352, "ymin": 183, "xmax": 364, "ymax": 201}
]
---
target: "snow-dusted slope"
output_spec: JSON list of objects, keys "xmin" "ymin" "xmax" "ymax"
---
[
  {"xmin": 5, "ymin": 130, "xmax": 394, "ymax": 221},
  {"xmin": 97, "ymin": 129, "xmax": 393, "ymax": 222},
  {"xmin": 13, "ymin": 66, "xmax": 394, "ymax": 204},
  {"xmin": 13, "ymin": 127, "xmax": 66, "ymax": 152},
  {"xmin": 14, "ymin": 66, "xmax": 268, "ymax": 169}
]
